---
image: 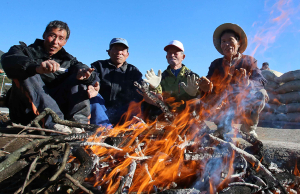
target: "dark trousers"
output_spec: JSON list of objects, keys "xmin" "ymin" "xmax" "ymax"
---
[
  {"xmin": 212, "ymin": 88, "xmax": 267, "ymax": 132},
  {"xmin": 8, "ymin": 74, "xmax": 90, "ymax": 129}
]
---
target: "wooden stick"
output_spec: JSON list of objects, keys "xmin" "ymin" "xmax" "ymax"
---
[
  {"xmin": 208, "ymin": 134, "xmax": 287, "ymax": 194},
  {"xmin": 14, "ymin": 164, "xmax": 49, "ymax": 194},
  {"xmin": 122, "ymin": 160, "xmax": 137, "ymax": 194},
  {"xmin": 79, "ymin": 142, "xmax": 123, "ymax": 151},
  {"xmin": 134, "ymin": 81, "xmax": 174, "ymax": 120},
  {"xmin": 12, "ymin": 123, "xmax": 69, "ymax": 135},
  {"xmin": 65, "ymin": 173, "xmax": 94, "ymax": 194},
  {"xmin": 49, "ymin": 144, "xmax": 70, "ymax": 181},
  {"xmin": 228, "ymin": 182, "xmax": 260, "ymax": 189},
  {"xmin": 20, "ymin": 155, "xmax": 39, "ymax": 194},
  {"xmin": 0, "ymin": 133, "xmax": 47, "ymax": 139},
  {"xmin": 30, "ymin": 108, "xmax": 98, "ymax": 131},
  {"xmin": 0, "ymin": 138, "xmax": 50, "ymax": 173}
]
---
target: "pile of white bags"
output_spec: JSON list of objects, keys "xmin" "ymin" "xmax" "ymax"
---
[{"xmin": 260, "ymin": 70, "xmax": 300, "ymax": 123}]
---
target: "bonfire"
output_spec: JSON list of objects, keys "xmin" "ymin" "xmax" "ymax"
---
[{"xmin": 0, "ymin": 81, "xmax": 299, "ymax": 194}]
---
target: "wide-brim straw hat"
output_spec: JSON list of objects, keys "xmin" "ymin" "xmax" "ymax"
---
[{"xmin": 213, "ymin": 23, "xmax": 247, "ymax": 55}]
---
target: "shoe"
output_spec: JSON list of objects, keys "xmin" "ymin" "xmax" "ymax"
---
[
  {"xmin": 240, "ymin": 124, "xmax": 258, "ymax": 138},
  {"xmin": 71, "ymin": 127, "xmax": 85, "ymax": 133},
  {"xmin": 249, "ymin": 130, "xmax": 258, "ymax": 139},
  {"xmin": 53, "ymin": 124, "xmax": 72, "ymax": 134}
]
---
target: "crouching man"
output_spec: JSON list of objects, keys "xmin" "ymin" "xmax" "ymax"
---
[{"xmin": 1, "ymin": 20, "xmax": 99, "ymax": 132}]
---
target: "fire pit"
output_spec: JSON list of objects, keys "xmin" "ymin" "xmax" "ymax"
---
[{"xmin": 0, "ymin": 82, "xmax": 300, "ymax": 194}]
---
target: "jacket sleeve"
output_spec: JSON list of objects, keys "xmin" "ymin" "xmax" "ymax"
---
[
  {"xmin": 246, "ymin": 56, "xmax": 267, "ymax": 89},
  {"xmin": 206, "ymin": 59, "xmax": 219, "ymax": 80},
  {"xmin": 1, "ymin": 45, "xmax": 40, "ymax": 80},
  {"xmin": 68, "ymin": 57, "xmax": 99, "ymax": 85}
]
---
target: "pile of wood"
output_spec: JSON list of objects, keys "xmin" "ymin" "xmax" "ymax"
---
[
  {"xmin": 0, "ymin": 111, "xmax": 299, "ymax": 193},
  {"xmin": 0, "ymin": 81, "xmax": 299, "ymax": 193}
]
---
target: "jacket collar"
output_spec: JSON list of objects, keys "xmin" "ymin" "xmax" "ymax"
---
[
  {"xmin": 108, "ymin": 59, "xmax": 128, "ymax": 72},
  {"xmin": 166, "ymin": 64, "xmax": 186, "ymax": 70},
  {"xmin": 32, "ymin": 39, "xmax": 69, "ymax": 60}
]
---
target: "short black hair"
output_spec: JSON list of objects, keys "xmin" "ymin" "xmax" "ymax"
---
[
  {"xmin": 220, "ymin": 29, "xmax": 240, "ymax": 42},
  {"xmin": 262, "ymin": 62, "xmax": 269, "ymax": 66},
  {"xmin": 43, "ymin": 20, "xmax": 70, "ymax": 40}
]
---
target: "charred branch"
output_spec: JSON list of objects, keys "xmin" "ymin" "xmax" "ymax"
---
[
  {"xmin": 208, "ymin": 134, "xmax": 288, "ymax": 194},
  {"xmin": 30, "ymin": 108, "xmax": 99, "ymax": 131},
  {"xmin": 49, "ymin": 143, "xmax": 71, "ymax": 181},
  {"xmin": 134, "ymin": 81, "xmax": 174, "ymax": 120},
  {"xmin": 14, "ymin": 164, "xmax": 49, "ymax": 194},
  {"xmin": 63, "ymin": 147, "xmax": 94, "ymax": 192},
  {"xmin": 65, "ymin": 173, "xmax": 94, "ymax": 194}
]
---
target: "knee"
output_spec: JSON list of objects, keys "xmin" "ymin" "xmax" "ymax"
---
[{"xmin": 255, "ymin": 89, "xmax": 267, "ymax": 101}]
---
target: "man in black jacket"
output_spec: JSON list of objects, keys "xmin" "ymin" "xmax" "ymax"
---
[
  {"xmin": 89, "ymin": 38, "xmax": 143, "ymax": 125},
  {"xmin": 1, "ymin": 20, "xmax": 99, "ymax": 132}
]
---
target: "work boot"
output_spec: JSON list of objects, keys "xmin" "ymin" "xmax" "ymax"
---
[
  {"xmin": 240, "ymin": 109, "xmax": 259, "ymax": 139},
  {"xmin": 53, "ymin": 124, "xmax": 72, "ymax": 134},
  {"xmin": 240, "ymin": 124, "xmax": 258, "ymax": 138},
  {"xmin": 53, "ymin": 124, "xmax": 84, "ymax": 134}
]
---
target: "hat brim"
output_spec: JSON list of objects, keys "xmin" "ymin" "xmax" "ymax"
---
[
  {"xmin": 213, "ymin": 23, "xmax": 247, "ymax": 55},
  {"xmin": 164, "ymin": 45, "xmax": 184, "ymax": 52},
  {"xmin": 110, "ymin": 42, "xmax": 129, "ymax": 49}
]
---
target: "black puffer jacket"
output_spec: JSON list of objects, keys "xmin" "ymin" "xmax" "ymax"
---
[
  {"xmin": 1, "ymin": 39, "xmax": 98, "ymax": 88},
  {"xmin": 91, "ymin": 59, "xmax": 143, "ymax": 109}
]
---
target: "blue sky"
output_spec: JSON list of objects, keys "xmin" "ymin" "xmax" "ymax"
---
[{"xmin": 1, "ymin": 0, "xmax": 300, "ymax": 77}]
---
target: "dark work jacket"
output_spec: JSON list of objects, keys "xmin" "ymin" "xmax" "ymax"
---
[
  {"xmin": 91, "ymin": 59, "xmax": 143, "ymax": 110},
  {"xmin": 1, "ymin": 39, "xmax": 98, "ymax": 88},
  {"xmin": 206, "ymin": 54, "xmax": 266, "ymax": 95}
]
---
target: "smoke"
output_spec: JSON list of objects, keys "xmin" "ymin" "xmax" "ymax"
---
[{"xmin": 248, "ymin": 0, "xmax": 300, "ymax": 56}]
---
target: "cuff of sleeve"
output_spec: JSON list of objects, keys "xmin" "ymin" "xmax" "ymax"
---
[{"xmin": 25, "ymin": 63, "xmax": 39, "ymax": 77}]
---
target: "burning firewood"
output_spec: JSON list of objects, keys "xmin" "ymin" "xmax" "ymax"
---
[{"xmin": 0, "ymin": 101, "xmax": 299, "ymax": 194}]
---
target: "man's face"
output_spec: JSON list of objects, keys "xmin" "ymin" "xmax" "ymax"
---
[
  {"xmin": 166, "ymin": 46, "xmax": 185, "ymax": 69},
  {"xmin": 108, "ymin": 44, "xmax": 129, "ymax": 66},
  {"xmin": 262, "ymin": 65, "xmax": 270, "ymax": 70},
  {"xmin": 43, "ymin": 27, "xmax": 67, "ymax": 56},
  {"xmin": 220, "ymin": 32, "xmax": 240, "ymax": 58}
]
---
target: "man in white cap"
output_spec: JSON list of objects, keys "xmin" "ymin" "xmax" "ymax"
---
[
  {"xmin": 145, "ymin": 40, "xmax": 199, "ymax": 108},
  {"xmin": 89, "ymin": 38, "xmax": 143, "ymax": 125}
]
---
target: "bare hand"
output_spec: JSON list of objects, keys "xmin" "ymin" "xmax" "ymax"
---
[
  {"xmin": 232, "ymin": 68, "xmax": 250, "ymax": 87},
  {"xmin": 36, "ymin": 60, "xmax": 60, "ymax": 74},
  {"xmin": 87, "ymin": 82, "xmax": 100, "ymax": 99},
  {"xmin": 198, "ymin": 76, "xmax": 213, "ymax": 92},
  {"xmin": 77, "ymin": 68, "xmax": 94, "ymax": 80}
]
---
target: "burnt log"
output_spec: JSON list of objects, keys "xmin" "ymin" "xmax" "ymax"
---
[{"xmin": 62, "ymin": 147, "xmax": 94, "ymax": 193}]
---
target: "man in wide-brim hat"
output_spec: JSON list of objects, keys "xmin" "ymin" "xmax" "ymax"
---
[{"xmin": 198, "ymin": 23, "xmax": 268, "ymax": 139}]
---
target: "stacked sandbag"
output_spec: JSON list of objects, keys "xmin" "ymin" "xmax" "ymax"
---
[
  {"xmin": 260, "ymin": 70, "xmax": 300, "ymax": 125},
  {"xmin": 259, "ymin": 70, "xmax": 282, "ymax": 122}
]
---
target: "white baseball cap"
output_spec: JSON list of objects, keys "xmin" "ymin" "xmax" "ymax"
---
[{"xmin": 164, "ymin": 40, "xmax": 184, "ymax": 52}]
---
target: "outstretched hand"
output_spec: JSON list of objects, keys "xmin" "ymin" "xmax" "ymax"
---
[
  {"xmin": 76, "ymin": 68, "xmax": 94, "ymax": 80},
  {"xmin": 87, "ymin": 82, "xmax": 100, "ymax": 99},
  {"xmin": 180, "ymin": 74, "xmax": 199, "ymax": 96},
  {"xmin": 232, "ymin": 68, "xmax": 250, "ymax": 87},
  {"xmin": 143, "ymin": 69, "xmax": 162, "ymax": 88},
  {"xmin": 198, "ymin": 76, "xmax": 213, "ymax": 93}
]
